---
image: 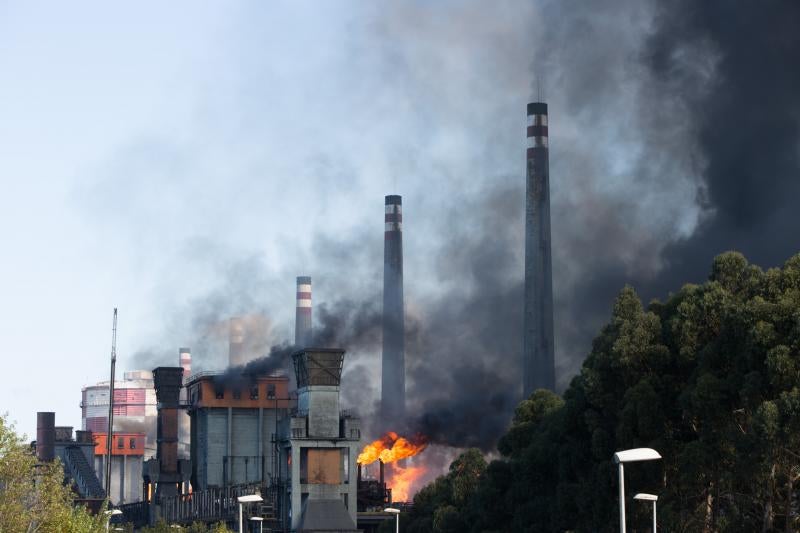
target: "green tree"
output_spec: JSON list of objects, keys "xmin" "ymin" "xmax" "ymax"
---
[{"xmin": 408, "ymin": 251, "xmax": 800, "ymax": 532}]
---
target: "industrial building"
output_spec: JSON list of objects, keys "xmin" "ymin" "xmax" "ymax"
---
[
  {"xmin": 92, "ymin": 431, "xmax": 146, "ymax": 504},
  {"xmin": 523, "ymin": 101, "xmax": 556, "ymax": 396},
  {"xmin": 116, "ymin": 347, "xmax": 384, "ymax": 531},
  {"xmin": 277, "ymin": 348, "xmax": 361, "ymax": 531},
  {"xmin": 33, "ymin": 412, "xmax": 105, "ymax": 508},
  {"xmin": 186, "ymin": 371, "xmax": 292, "ymax": 489},
  {"xmin": 382, "ymin": 194, "xmax": 406, "ymax": 423}
]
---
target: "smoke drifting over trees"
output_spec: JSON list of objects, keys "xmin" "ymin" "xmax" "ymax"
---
[{"xmin": 128, "ymin": 0, "xmax": 799, "ymax": 452}]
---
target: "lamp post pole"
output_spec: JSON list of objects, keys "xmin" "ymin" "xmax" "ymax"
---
[
  {"xmin": 618, "ymin": 462, "xmax": 625, "ymax": 533},
  {"xmin": 613, "ymin": 449, "xmax": 662, "ymax": 533},
  {"xmin": 653, "ymin": 500, "xmax": 657, "ymax": 533},
  {"xmin": 634, "ymin": 493, "xmax": 659, "ymax": 533},
  {"xmin": 384, "ymin": 507, "xmax": 400, "ymax": 533}
]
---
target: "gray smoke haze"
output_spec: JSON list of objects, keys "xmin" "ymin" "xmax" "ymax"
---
[{"xmin": 121, "ymin": 0, "xmax": 799, "ymax": 453}]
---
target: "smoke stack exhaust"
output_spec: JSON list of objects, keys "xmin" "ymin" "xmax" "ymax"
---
[
  {"xmin": 295, "ymin": 276, "xmax": 312, "ymax": 347},
  {"xmin": 523, "ymin": 102, "xmax": 556, "ymax": 396},
  {"xmin": 36, "ymin": 412, "xmax": 55, "ymax": 462},
  {"xmin": 381, "ymin": 194, "xmax": 405, "ymax": 423},
  {"xmin": 228, "ymin": 317, "xmax": 245, "ymax": 367}
]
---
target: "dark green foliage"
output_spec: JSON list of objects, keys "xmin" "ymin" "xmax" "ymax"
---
[{"xmin": 402, "ymin": 252, "xmax": 800, "ymax": 532}]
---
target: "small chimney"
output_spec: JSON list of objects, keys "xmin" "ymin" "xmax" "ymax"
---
[
  {"xmin": 295, "ymin": 276, "xmax": 312, "ymax": 347},
  {"xmin": 36, "ymin": 412, "xmax": 55, "ymax": 462},
  {"xmin": 229, "ymin": 317, "xmax": 245, "ymax": 367}
]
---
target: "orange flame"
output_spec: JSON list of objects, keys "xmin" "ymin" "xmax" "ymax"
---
[
  {"xmin": 386, "ymin": 463, "xmax": 426, "ymax": 502},
  {"xmin": 357, "ymin": 431, "xmax": 428, "ymax": 465}
]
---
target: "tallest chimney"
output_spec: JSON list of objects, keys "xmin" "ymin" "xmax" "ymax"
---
[
  {"xmin": 523, "ymin": 102, "xmax": 555, "ymax": 396},
  {"xmin": 381, "ymin": 194, "xmax": 405, "ymax": 422}
]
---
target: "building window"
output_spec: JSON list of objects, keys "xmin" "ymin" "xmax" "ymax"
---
[
  {"xmin": 350, "ymin": 428, "xmax": 360, "ymax": 439},
  {"xmin": 292, "ymin": 428, "xmax": 303, "ymax": 439},
  {"xmin": 117, "ymin": 437, "xmax": 124, "ymax": 449},
  {"xmin": 267, "ymin": 384, "xmax": 276, "ymax": 399},
  {"xmin": 216, "ymin": 389, "xmax": 224, "ymax": 399},
  {"xmin": 130, "ymin": 438, "xmax": 136, "ymax": 449},
  {"xmin": 233, "ymin": 390, "xmax": 241, "ymax": 400},
  {"xmin": 250, "ymin": 386, "xmax": 259, "ymax": 400}
]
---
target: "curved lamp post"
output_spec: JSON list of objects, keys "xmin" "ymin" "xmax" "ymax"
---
[
  {"xmin": 238, "ymin": 494, "xmax": 263, "ymax": 532},
  {"xmin": 104, "ymin": 509, "xmax": 122, "ymax": 532},
  {"xmin": 613, "ymin": 448, "xmax": 661, "ymax": 533},
  {"xmin": 250, "ymin": 516, "xmax": 264, "ymax": 533},
  {"xmin": 634, "ymin": 493, "xmax": 658, "ymax": 533},
  {"xmin": 384, "ymin": 507, "xmax": 401, "ymax": 533}
]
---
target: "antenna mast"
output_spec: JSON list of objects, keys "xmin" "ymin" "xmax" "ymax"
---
[{"xmin": 105, "ymin": 308, "xmax": 118, "ymax": 501}]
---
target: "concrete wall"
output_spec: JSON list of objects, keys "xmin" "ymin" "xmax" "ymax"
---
[
  {"xmin": 193, "ymin": 406, "xmax": 287, "ymax": 489},
  {"xmin": 94, "ymin": 454, "xmax": 143, "ymax": 504},
  {"xmin": 297, "ymin": 386, "xmax": 339, "ymax": 438}
]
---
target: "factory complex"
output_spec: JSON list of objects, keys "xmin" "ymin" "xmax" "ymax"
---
[{"xmin": 30, "ymin": 101, "xmax": 556, "ymax": 531}]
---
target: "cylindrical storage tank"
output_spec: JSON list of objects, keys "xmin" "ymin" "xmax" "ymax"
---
[{"xmin": 36, "ymin": 412, "xmax": 56, "ymax": 462}]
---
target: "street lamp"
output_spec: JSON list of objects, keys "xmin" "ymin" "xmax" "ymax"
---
[
  {"xmin": 384, "ymin": 507, "xmax": 400, "ymax": 533},
  {"xmin": 250, "ymin": 516, "xmax": 264, "ymax": 533},
  {"xmin": 238, "ymin": 494, "xmax": 263, "ymax": 533},
  {"xmin": 613, "ymin": 448, "xmax": 661, "ymax": 533},
  {"xmin": 103, "ymin": 509, "xmax": 122, "ymax": 532},
  {"xmin": 634, "ymin": 493, "xmax": 658, "ymax": 533}
]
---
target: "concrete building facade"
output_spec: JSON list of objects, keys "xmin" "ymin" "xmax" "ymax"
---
[{"xmin": 278, "ymin": 348, "xmax": 361, "ymax": 532}]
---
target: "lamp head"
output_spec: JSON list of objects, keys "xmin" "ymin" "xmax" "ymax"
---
[{"xmin": 613, "ymin": 448, "xmax": 662, "ymax": 464}]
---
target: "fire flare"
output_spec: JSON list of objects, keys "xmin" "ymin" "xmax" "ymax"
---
[
  {"xmin": 387, "ymin": 463, "xmax": 426, "ymax": 502},
  {"xmin": 357, "ymin": 431, "xmax": 428, "ymax": 465}
]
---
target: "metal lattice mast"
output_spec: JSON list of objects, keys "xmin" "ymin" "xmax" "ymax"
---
[{"xmin": 105, "ymin": 308, "xmax": 118, "ymax": 499}]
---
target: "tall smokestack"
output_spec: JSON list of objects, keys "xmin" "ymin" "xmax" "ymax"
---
[
  {"xmin": 295, "ymin": 276, "xmax": 312, "ymax": 347},
  {"xmin": 523, "ymin": 102, "xmax": 556, "ymax": 396},
  {"xmin": 229, "ymin": 317, "xmax": 245, "ymax": 367},
  {"xmin": 381, "ymin": 194, "xmax": 405, "ymax": 422}
]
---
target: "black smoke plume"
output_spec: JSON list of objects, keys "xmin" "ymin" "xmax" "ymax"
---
[{"xmin": 132, "ymin": 0, "xmax": 800, "ymax": 455}]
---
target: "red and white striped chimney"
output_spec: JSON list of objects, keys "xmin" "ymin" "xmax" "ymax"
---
[
  {"xmin": 295, "ymin": 276, "xmax": 312, "ymax": 347},
  {"xmin": 178, "ymin": 347, "xmax": 191, "ymax": 378}
]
